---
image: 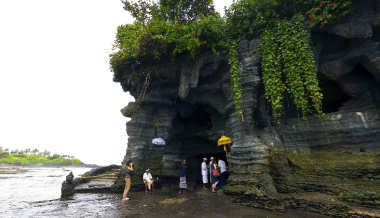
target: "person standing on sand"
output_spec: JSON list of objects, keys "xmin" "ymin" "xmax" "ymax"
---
[
  {"xmin": 211, "ymin": 162, "xmax": 220, "ymax": 192},
  {"xmin": 209, "ymin": 157, "xmax": 215, "ymax": 188},
  {"xmin": 143, "ymin": 168, "xmax": 154, "ymax": 193},
  {"xmin": 208, "ymin": 157, "xmax": 214, "ymax": 184},
  {"xmin": 218, "ymin": 158, "xmax": 227, "ymax": 188},
  {"xmin": 122, "ymin": 160, "xmax": 134, "ymax": 200},
  {"xmin": 178, "ymin": 159, "xmax": 188, "ymax": 194},
  {"xmin": 201, "ymin": 158, "xmax": 208, "ymax": 190}
]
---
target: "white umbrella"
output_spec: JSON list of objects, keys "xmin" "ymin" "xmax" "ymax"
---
[{"xmin": 152, "ymin": 137, "xmax": 166, "ymax": 146}]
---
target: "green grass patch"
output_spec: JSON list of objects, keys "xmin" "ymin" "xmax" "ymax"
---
[{"xmin": 0, "ymin": 154, "xmax": 82, "ymax": 166}]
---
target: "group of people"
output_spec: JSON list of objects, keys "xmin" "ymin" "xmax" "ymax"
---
[
  {"xmin": 121, "ymin": 157, "xmax": 228, "ymax": 200},
  {"xmin": 178, "ymin": 157, "xmax": 228, "ymax": 194},
  {"xmin": 201, "ymin": 157, "xmax": 227, "ymax": 192}
]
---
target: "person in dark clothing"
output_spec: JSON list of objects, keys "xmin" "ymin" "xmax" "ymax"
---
[
  {"xmin": 209, "ymin": 157, "xmax": 216, "ymax": 189},
  {"xmin": 122, "ymin": 160, "xmax": 134, "ymax": 200},
  {"xmin": 178, "ymin": 159, "xmax": 188, "ymax": 194}
]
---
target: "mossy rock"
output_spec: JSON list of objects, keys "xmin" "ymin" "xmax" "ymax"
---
[
  {"xmin": 286, "ymin": 150, "xmax": 380, "ymax": 177},
  {"xmin": 338, "ymin": 190, "xmax": 380, "ymax": 207}
]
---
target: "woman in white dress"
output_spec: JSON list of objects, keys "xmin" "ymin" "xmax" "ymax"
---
[{"xmin": 201, "ymin": 158, "xmax": 208, "ymax": 190}]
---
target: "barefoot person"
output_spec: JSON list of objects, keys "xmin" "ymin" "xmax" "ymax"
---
[
  {"xmin": 201, "ymin": 158, "xmax": 208, "ymax": 190},
  {"xmin": 122, "ymin": 160, "xmax": 134, "ymax": 200},
  {"xmin": 178, "ymin": 159, "xmax": 188, "ymax": 194},
  {"xmin": 143, "ymin": 168, "xmax": 154, "ymax": 192}
]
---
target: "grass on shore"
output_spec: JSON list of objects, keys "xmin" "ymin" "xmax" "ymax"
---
[{"xmin": 0, "ymin": 153, "xmax": 82, "ymax": 166}]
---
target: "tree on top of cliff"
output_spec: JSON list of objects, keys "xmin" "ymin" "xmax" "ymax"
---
[
  {"xmin": 159, "ymin": 0, "xmax": 214, "ymax": 22},
  {"xmin": 111, "ymin": 0, "xmax": 225, "ymax": 67},
  {"xmin": 122, "ymin": 0, "xmax": 214, "ymax": 24}
]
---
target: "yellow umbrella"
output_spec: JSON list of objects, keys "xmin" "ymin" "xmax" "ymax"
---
[{"xmin": 217, "ymin": 135, "xmax": 232, "ymax": 147}]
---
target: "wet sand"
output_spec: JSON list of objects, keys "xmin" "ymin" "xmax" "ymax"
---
[
  {"xmin": 1, "ymin": 167, "xmax": 330, "ymax": 217},
  {"xmin": 114, "ymin": 189, "xmax": 329, "ymax": 218}
]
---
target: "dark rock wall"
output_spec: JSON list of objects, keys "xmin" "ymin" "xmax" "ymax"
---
[
  {"xmin": 117, "ymin": 54, "xmax": 232, "ymax": 185},
  {"xmin": 114, "ymin": 1, "xmax": 380, "ymax": 215}
]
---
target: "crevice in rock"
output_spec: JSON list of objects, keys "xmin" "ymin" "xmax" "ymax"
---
[
  {"xmin": 339, "ymin": 64, "xmax": 380, "ymax": 110},
  {"xmin": 312, "ymin": 33, "xmax": 351, "ymax": 58},
  {"xmin": 318, "ymin": 62, "xmax": 380, "ymax": 114},
  {"xmin": 372, "ymin": 25, "xmax": 380, "ymax": 42},
  {"xmin": 319, "ymin": 74, "xmax": 352, "ymax": 113}
]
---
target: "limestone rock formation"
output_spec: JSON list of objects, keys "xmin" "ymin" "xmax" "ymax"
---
[{"xmin": 109, "ymin": 1, "xmax": 380, "ymax": 216}]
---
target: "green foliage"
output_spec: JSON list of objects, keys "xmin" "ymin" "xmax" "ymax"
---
[
  {"xmin": 225, "ymin": 0, "xmax": 352, "ymax": 40},
  {"xmin": 111, "ymin": 0, "xmax": 352, "ymax": 122},
  {"xmin": 259, "ymin": 16, "xmax": 324, "ymax": 121},
  {"xmin": 122, "ymin": 0, "xmax": 161, "ymax": 24},
  {"xmin": 259, "ymin": 26, "xmax": 286, "ymax": 120},
  {"xmin": 228, "ymin": 42, "xmax": 243, "ymax": 118},
  {"xmin": 159, "ymin": 0, "xmax": 214, "ymax": 22},
  {"xmin": 110, "ymin": 13, "xmax": 226, "ymax": 66},
  {"xmin": 306, "ymin": 0, "xmax": 352, "ymax": 27}
]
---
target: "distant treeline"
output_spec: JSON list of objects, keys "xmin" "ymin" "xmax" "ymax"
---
[{"xmin": 0, "ymin": 147, "xmax": 82, "ymax": 166}]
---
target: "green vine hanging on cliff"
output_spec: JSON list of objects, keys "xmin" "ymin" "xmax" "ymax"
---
[
  {"xmin": 258, "ymin": 26, "xmax": 286, "ymax": 121},
  {"xmin": 258, "ymin": 16, "xmax": 324, "ymax": 122},
  {"xmin": 228, "ymin": 42, "xmax": 243, "ymax": 119}
]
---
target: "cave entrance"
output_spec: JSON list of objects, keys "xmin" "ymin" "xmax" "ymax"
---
[
  {"xmin": 318, "ymin": 63, "xmax": 380, "ymax": 114},
  {"xmin": 171, "ymin": 102, "xmax": 227, "ymax": 184},
  {"xmin": 319, "ymin": 74, "xmax": 352, "ymax": 113}
]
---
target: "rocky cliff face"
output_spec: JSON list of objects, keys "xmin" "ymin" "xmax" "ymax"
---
[{"xmin": 113, "ymin": 1, "xmax": 380, "ymax": 216}]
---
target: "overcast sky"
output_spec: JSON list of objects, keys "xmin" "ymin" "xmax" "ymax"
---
[{"xmin": 0, "ymin": 0, "xmax": 233, "ymax": 165}]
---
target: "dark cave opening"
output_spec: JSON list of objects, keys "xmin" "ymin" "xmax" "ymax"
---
[
  {"xmin": 319, "ymin": 74, "xmax": 352, "ymax": 113},
  {"xmin": 318, "ymin": 63, "xmax": 380, "ymax": 114},
  {"xmin": 341, "ymin": 64, "xmax": 380, "ymax": 109},
  {"xmin": 171, "ymin": 103, "xmax": 226, "ymax": 183}
]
